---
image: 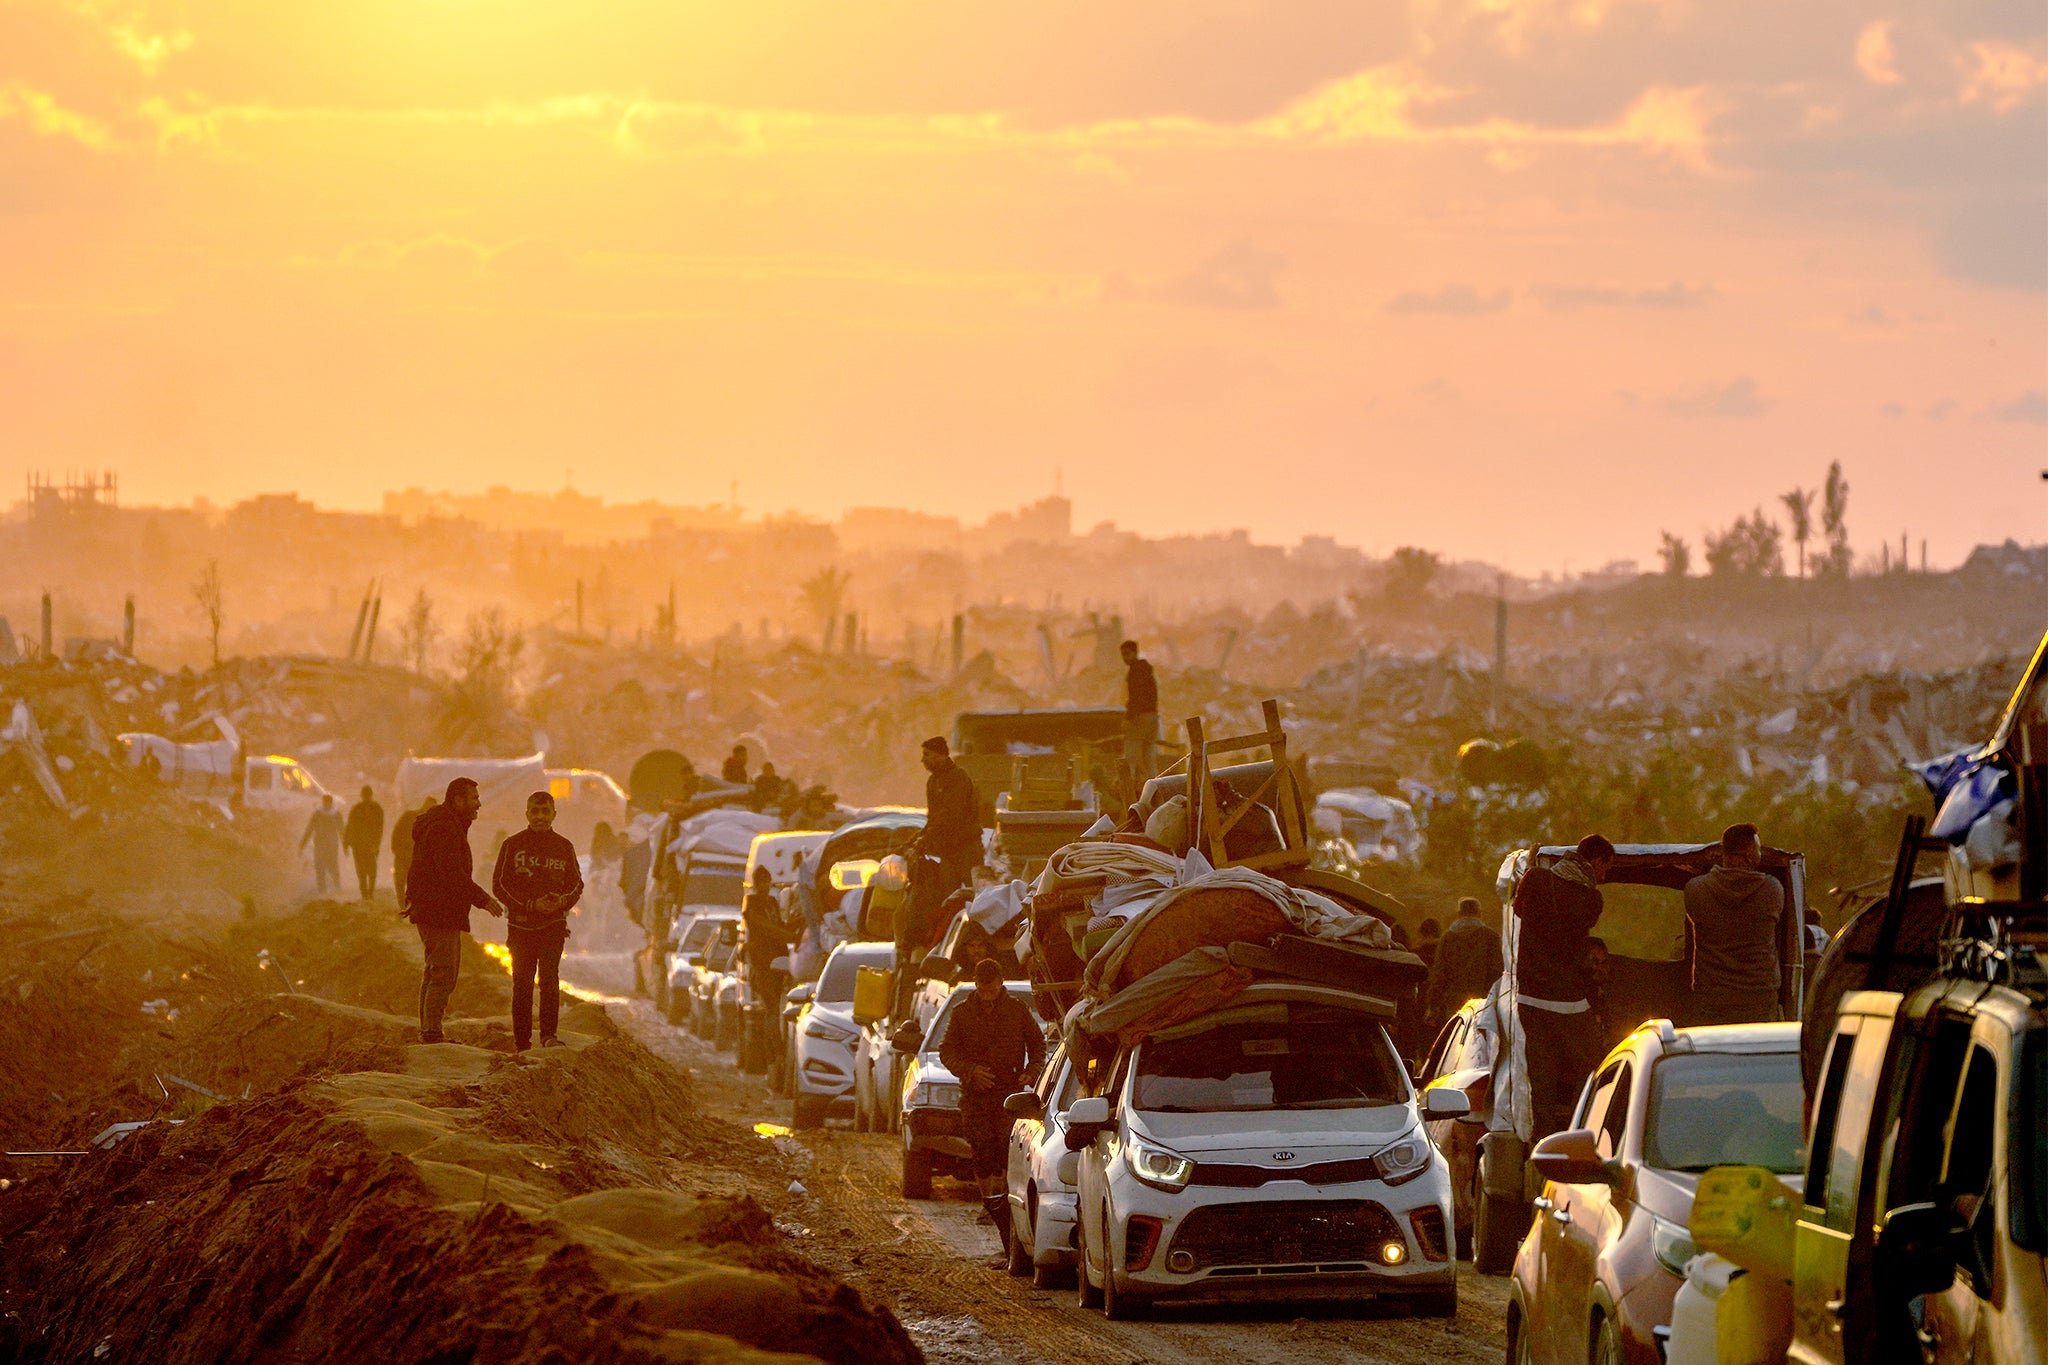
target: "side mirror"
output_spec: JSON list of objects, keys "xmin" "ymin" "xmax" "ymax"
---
[
  {"xmin": 1420, "ymin": 1088, "xmax": 1472, "ymax": 1121},
  {"xmin": 1003, "ymin": 1090, "xmax": 1044, "ymax": 1118},
  {"xmin": 1876, "ymin": 1202, "xmax": 1963, "ymax": 1299},
  {"xmin": 1529, "ymin": 1129, "xmax": 1616, "ymax": 1186},
  {"xmin": 920, "ymin": 952, "xmax": 960, "ymax": 985},
  {"xmin": 1062, "ymin": 1096, "xmax": 1112, "ymax": 1151},
  {"xmin": 890, "ymin": 1020, "xmax": 924, "ymax": 1054},
  {"xmin": 785, "ymin": 983, "xmax": 815, "ymax": 1006},
  {"xmin": 1056, "ymin": 1151, "xmax": 1081, "ymax": 1186},
  {"xmin": 770, "ymin": 955, "xmax": 791, "ymax": 974}
]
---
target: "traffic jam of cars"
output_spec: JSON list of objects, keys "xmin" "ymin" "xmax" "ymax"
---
[{"xmin": 637, "ymin": 649, "xmax": 2048, "ymax": 1364}]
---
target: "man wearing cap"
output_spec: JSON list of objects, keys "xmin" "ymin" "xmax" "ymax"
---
[
  {"xmin": 492, "ymin": 790, "xmax": 584, "ymax": 1051},
  {"xmin": 404, "ymin": 778, "xmax": 504, "ymax": 1044}
]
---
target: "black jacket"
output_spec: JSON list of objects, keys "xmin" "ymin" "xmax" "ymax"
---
[
  {"xmin": 1429, "ymin": 916, "xmax": 1504, "ymax": 1018},
  {"xmin": 1513, "ymin": 861, "xmax": 1604, "ymax": 1003},
  {"xmin": 1125, "ymin": 658, "xmax": 1158, "ymax": 716},
  {"xmin": 491, "ymin": 827, "xmax": 583, "ymax": 934},
  {"xmin": 939, "ymin": 988, "xmax": 1045, "ymax": 1097},
  {"xmin": 922, "ymin": 759, "xmax": 981, "ymax": 863},
  {"xmin": 406, "ymin": 804, "xmax": 493, "ymax": 932},
  {"xmin": 344, "ymin": 799, "xmax": 384, "ymax": 857}
]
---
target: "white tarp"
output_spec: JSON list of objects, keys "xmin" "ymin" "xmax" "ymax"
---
[{"xmin": 396, "ymin": 753, "xmax": 546, "ymax": 836}]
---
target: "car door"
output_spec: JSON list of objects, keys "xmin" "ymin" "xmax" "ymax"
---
[
  {"xmin": 1012, "ymin": 1048, "xmax": 1069, "ymax": 1242},
  {"xmin": 1790, "ymin": 1007, "xmax": 1899, "ymax": 1365},
  {"xmin": 1920, "ymin": 1037, "xmax": 2003, "ymax": 1365},
  {"xmin": 1076, "ymin": 1051, "xmax": 1130, "ymax": 1283},
  {"xmin": 1539, "ymin": 1057, "xmax": 1629, "ymax": 1365}
]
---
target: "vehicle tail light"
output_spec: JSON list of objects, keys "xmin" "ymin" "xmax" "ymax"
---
[
  {"xmin": 1409, "ymin": 1206, "xmax": 1449, "ymax": 1262},
  {"xmin": 1125, "ymin": 1215, "xmax": 1163, "ymax": 1271}
]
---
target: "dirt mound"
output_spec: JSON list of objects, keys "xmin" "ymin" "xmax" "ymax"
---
[{"xmin": 0, "ymin": 1007, "xmax": 918, "ymax": 1364}]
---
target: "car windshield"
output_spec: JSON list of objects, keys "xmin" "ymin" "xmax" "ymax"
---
[
  {"xmin": 926, "ymin": 985, "xmax": 1036, "ymax": 1049},
  {"xmin": 818, "ymin": 949, "xmax": 887, "ymax": 1002},
  {"xmin": 1643, "ymin": 1051, "xmax": 1806, "ymax": 1174},
  {"xmin": 682, "ymin": 866, "xmax": 744, "ymax": 907},
  {"xmin": 678, "ymin": 917, "xmax": 729, "ymax": 955},
  {"xmin": 1132, "ymin": 1003, "xmax": 1407, "ymax": 1112}
]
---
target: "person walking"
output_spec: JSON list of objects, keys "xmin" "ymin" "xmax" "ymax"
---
[
  {"xmin": 1428, "ymin": 896, "xmax": 1504, "ymax": 1026},
  {"xmin": 404, "ymin": 778, "xmax": 503, "ymax": 1044},
  {"xmin": 491, "ymin": 790, "xmax": 584, "ymax": 1051},
  {"xmin": 1120, "ymin": 639, "xmax": 1159, "ymax": 791},
  {"xmin": 938, "ymin": 959, "xmax": 1044, "ymax": 1242},
  {"xmin": 1512, "ymin": 834, "xmax": 1612, "ymax": 1140},
  {"xmin": 343, "ymin": 785, "xmax": 385, "ymax": 901},
  {"xmin": 1684, "ymin": 822, "xmax": 1785, "ymax": 1026},
  {"xmin": 391, "ymin": 795, "xmax": 436, "ymax": 912},
  {"xmin": 300, "ymin": 795, "xmax": 345, "ymax": 896}
]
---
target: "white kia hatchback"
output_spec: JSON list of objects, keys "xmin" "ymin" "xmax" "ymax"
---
[{"xmin": 1066, "ymin": 981, "xmax": 1466, "ymax": 1319}]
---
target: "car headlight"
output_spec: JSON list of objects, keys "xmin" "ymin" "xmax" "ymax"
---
[
  {"xmin": 1128, "ymin": 1138, "xmax": 1195, "ymax": 1193},
  {"xmin": 1650, "ymin": 1211, "xmax": 1698, "ymax": 1277},
  {"xmin": 804, "ymin": 1020, "xmax": 855, "ymax": 1045},
  {"xmin": 909, "ymin": 1082, "xmax": 960, "ymax": 1110},
  {"xmin": 1371, "ymin": 1131, "xmax": 1432, "ymax": 1186}
]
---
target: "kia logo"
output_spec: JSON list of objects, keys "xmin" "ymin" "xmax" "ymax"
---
[{"xmin": 1271, "ymin": 1151, "xmax": 1297, "ymax": 1163}]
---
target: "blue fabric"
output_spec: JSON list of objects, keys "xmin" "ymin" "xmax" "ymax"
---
[{"xmin": 1929, "ymin": 760, "xmax": 2014, "ymax": 844}]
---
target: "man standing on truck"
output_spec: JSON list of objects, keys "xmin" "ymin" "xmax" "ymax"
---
[
  {"xmin": 343, "ymin": 785, "xmax": 384, "ymax": 902},
  {"xmin": 721, "ymin": 743, "xmax": 749, "ymax": 786},
  {"xmin": 391, "ymin": 795, "xmax": 436, "ymax": 913},
  {"xmin": 939, "ymin": 959, "xmax": 1045, "ymax": 1242},
  {"xmin": 405, "ymin": 778, "xmax": 504, "ymax": 1044},
  {"xmin": 491, "ymin": 790, "xmax": 584, "ymax": 1051},
  {"xmin": 1683, "ymin": 822, "xmax": 1785, "ymax": 1025},
  {"xmin": 1121, "ymin": 639, "xmax": 1159, "ymax": 790},
  {"xmin": 1513, "ymin": 834, "xmax": 1613, "ymax": 1139},
  {"xmin": 300, "ymin": 794, "xmax": 346, "ymax": 896}
]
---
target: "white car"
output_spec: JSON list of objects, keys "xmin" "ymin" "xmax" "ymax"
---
[
  {"xmin": 791, "ymin": 941, "xmax": 896, "ymax": 1129},
  {"xmin": 1003, "ymin": 1043, "xmax": 1082, "ymax": 1288},
  {"xmin": 1065, "ymin": 981, "xmax": 1467, "ymax": 1320},
  {"xmin": 663, "ymin": 909, "xmax": 738, "ymax": 1027}
]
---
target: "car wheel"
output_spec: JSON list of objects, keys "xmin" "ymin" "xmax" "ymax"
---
[
  {"xmin": 1472, "ymin": 1173, "xmax": 1526, "ymax": 1276},
  {"xmin": 792, "ymin": 1095, "xmax": 825, "ymax": 1131},
  {"xmin": 1508, "ymin": 1306, "xmax": 1534, "ymax": 1365},
  {"xmin": 1101, "ymin": 1264, "xmax": 1140, "ymax": 1321},
  {"xmin": 1005, "ymin": 1211, "xmax": 1032, "ymax": 1277},
  {"xmin": 1075, "ymin": 1223, "xmax": 1104, "ymax": 1309},
  {"xmin": 852, "ymin": 1092, "xmax": 870, "ymax": 1132},
  {"xmin": 1411, "ymin": 1286, "xmax": 1458, "ymax": 1319},
  {"xmin": 901, "ymin": 1144, "xmax": 933, "ymax": 1199},
  {"xmin": 1590, "ymin": 1313, "xmax": 1623, "ymax": 1365}
]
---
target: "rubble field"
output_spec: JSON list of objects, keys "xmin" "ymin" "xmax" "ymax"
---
[{"xmin": 0, "ymin": 807, "xmax": 918, "ymax": 1365}]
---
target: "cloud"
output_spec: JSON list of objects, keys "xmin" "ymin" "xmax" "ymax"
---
[
  {"xmin": 1961, "ymin": 40, "xmax": 2048, "ymax": 112},
  {"xmin": 1855, "ymin": 22, "xmax": 1903, "ymax": 86},
  {"xmin": 1536, "ymin": 281, "xmax": 1715, "ymax": 311},
  {"xmin": 1664, "ymin": 375, "xmax": 1768, "ymax": 418},
  {"xmin": 0, "ymin": 83, "xmax": 111, "ymax": 149},
  {"xmin": 1992, "ymin": 389, "xmax": 2048, "ymax": 424},
  {"xmin": 1385, "ymin": 283, "xmax": 1511, "ymax": 316},
  {"xmin": 1111, "ymin": 240, "xmax": 1285, "ymax": 310}
]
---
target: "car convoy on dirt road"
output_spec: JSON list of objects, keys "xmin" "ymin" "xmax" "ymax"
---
[{"xmin": 623, "ymin": 633, "xmax": 2047, "ymax": 1364}]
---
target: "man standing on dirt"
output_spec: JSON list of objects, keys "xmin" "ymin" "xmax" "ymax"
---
[
  {"xmin": 1512, "ymin": 834, "xmax": 1613, "ymax": 1139},
  {"xmin": 343, "ymin": 785, "xmax": 385, "ymax": 902},
  {"xmin": 938, "ymin": 959, "xmax": 1044, "ymax": 1244},
  {"xmin": 300, "ymin": 794, "xmax": 346, "ymax": 897},
  {"xmin": 1684, "ymin": 822, "xmax": 1784, "ymax": 1026},
  {"xmin": 1121, "ymin": 639, "xmax": 1159, "ymax": 791},
  {"xmin": 1428, "ymin": 896, "xmax": 1503, "ymax": 1027},
  {"xmin": 405, "ymin": 778, "xmax": 504, "ymax": 1044},
  {"xmin": 391, "ymin": 795, "xmax": 436, "ymax": 912},
  {"xmin": 492, "ymin": 790, "xmax": 584, "ymax": 1051}
]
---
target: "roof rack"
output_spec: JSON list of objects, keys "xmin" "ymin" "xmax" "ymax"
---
[{"xmin": 1938, "ymin": 898, "xmax": 2048, "ymax": 996}]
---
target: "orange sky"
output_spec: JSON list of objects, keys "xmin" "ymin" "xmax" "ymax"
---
[{"xmin": 2, "ymin": 0, "xmax": 2044, "ymax": 573}]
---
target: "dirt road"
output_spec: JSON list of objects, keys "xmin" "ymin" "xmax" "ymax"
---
[{"xmin": 563, "ymin": 953, "xmax": 1512, "ymax": 1365}]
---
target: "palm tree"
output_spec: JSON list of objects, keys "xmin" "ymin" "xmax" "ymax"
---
[
  {"xmin": 1780, "ymin": 487, "xmax": 1814, "ymax": 578},
  {"xmin": 1819, "ymin": 461, "xmax": 1851, "ymax": 576}
]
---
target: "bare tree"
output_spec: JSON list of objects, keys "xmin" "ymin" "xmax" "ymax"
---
[
  {"xmin": 1657, "ymin": 532, "xmax": 1692, "ymax": 578},
  {"xmin": 801, "ymin": 567, "xmax": 851, "ymax": 650},
  {"xmin": 1818, "ymin": 460, "xmax": 1852, "ymax": 576},
  {"xmin": 454, "ymin": 606, "xmax": 524, "ymax": 712},
  {"xmin": 1779, "ymin": 487, "xmax": 1814, "ymax": 578},
  {"xmin": 1382, "ymin": 546, "xmax": 1440, "ymax": 605},
  {"xmin": 191, "ymin": 559, "xmax": 224, "ymax": 664},
  {"xmin": 398, "ymin": 589, "xmax": 440, "ymax": 675}
]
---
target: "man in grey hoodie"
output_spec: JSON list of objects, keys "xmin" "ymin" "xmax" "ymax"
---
[{"xmin": 1684, "ymin": 822, "xmax": 1784, "ymax": 1025}]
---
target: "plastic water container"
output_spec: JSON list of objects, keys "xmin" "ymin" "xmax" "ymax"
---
[{"xmin": 853, "ymin": 965, "xmax": 894, "ymax": 1025}]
